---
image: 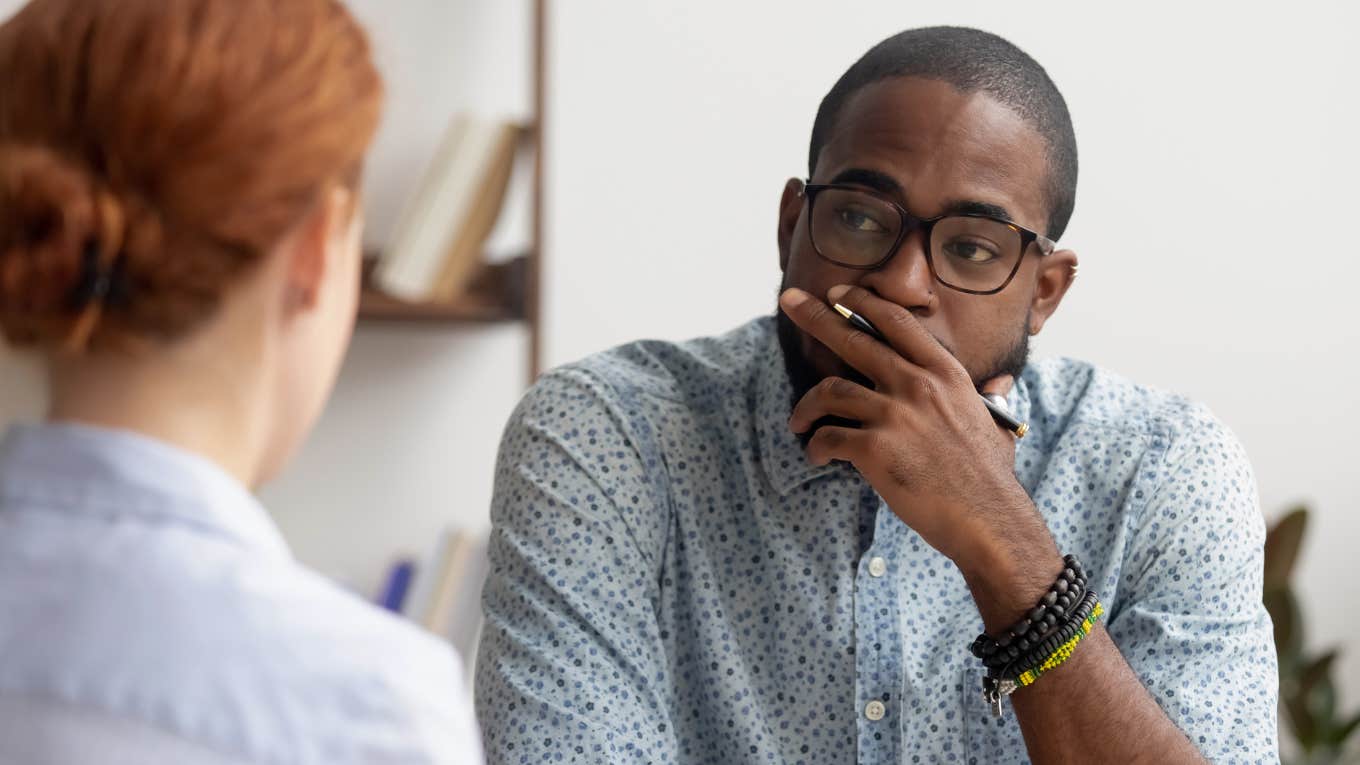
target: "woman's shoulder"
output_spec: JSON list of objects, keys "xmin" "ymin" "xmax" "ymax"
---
[{"xmin": 0, "ymin": 519, "xmax": 474, "ymax": 763}]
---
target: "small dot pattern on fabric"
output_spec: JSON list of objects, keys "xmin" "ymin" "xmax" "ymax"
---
[{"xmin": 475, "ymin": 316, "xmax": 1279, "ymax": 764}]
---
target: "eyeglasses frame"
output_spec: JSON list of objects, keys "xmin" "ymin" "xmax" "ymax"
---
[{"xmin": 800, "ymin": 180, "xmax": 1058, "ymax": 296}]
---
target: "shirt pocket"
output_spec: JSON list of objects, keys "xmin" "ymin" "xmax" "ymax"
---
[{"xmin": 961, "ymin": 666, "xmax": 1030, "ymax": 764}]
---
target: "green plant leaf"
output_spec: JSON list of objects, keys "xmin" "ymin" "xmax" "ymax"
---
[
  {"xmin": 1299, "ymin": 651, "xmax": 1338, "ymax": 695},
  {"xmin": 1267, "ymin": 588, "xmax": 1304, "ymax": 667},
  {"xmin": 1302, "ymin": 659, "xmax": 1338, "ymax": 739},
  {"xmin": 1288, "ymin": 690, "xmax": 1319, "ymax": 751},
  {"xmin": 1264, "ymin": 504, "xmax": 1360, "ymax": 761},
  {"xmin": 1323, "ymin": 709, "xmax": 1360, "ymax": 748},
  {"xmin": 1264, "ymin": 506, "xmax": 1308, "ymax": 592}
]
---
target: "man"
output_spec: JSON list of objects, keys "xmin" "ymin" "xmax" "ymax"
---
[{"xmin": 476, "ymin": 26, "xmax": 1278, "ymax": 764}]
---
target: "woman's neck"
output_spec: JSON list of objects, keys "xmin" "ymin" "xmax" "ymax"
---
[{"xmin": 47, "ymin": 344, "xmax": 271, "ymax": 489}]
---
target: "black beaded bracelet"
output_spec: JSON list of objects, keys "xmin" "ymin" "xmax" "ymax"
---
[
  {"xmin": 972, "ymin": 555, "xmax": 1088, "ymax": 661},
  {"xmin": 970, "ymin": 554, "xmax": 1089, "ymax": 664},
  {"xmin": 979, "ymin": 573, "xmax": 1088, "ymax": 670},
  {"xmin": 1000, "ymin": 592, "xmax": 1097, "ymax": 680},
  {"xmin": 992, "ymin": 589, "xmax": 1100, "ymax": 680},
  {"xmin": 992, "ymin": 609, "xmax": 1075, "ymax": 676}
]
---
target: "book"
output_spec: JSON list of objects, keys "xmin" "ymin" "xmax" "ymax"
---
[
  {"xmin": 401, "ymin": 530, "xmax": 452, "ymax": 624},
  {"xmin": 375, "ymin": 558, "xmax": 416, "ymax": 613},
  {"xmin": 429, "ymin": 123, "xmax": 523, "ymax": 303},
  {"xmin": 439, "ymin": 533, "xmax": 490, "ymax": 661},
  {"xmin": 421, "ymin": 530, "xmax": 476, "ymax": 635},
  {"xmin": 373, "ymin": 115, "xmax": 522, "ymax": 302},
  {"xmin": 401, "ymin": 527, "xmax": 491, "ymax": 665}
]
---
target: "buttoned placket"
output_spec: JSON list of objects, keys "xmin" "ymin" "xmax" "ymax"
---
[{"xmin": 853, "ymin": 484, "xmax": 902, "ymax": 764}]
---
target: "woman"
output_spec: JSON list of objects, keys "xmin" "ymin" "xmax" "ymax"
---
[{"xmin": 0, "ymin": 0, "xmax": 481, "ymax": 762}]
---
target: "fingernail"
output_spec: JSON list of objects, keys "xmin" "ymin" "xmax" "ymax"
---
[
  {"xmin": 780, "ymin": 289, "xmax": 809, "ymax": 309},
  {"xmin": 827, "ymin": 284, "xmax": 852, "ymax": 303}
]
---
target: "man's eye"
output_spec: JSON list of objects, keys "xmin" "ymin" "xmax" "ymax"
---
[
  {"xmin": 837, "ymin": 208, "xmax": 889, "ymax": 233},
  {"xmin": 942, "ymin": 239, "xmax": 1002, "ymax": 264}
]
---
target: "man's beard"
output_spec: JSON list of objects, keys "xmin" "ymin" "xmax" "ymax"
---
[{"xmin": 774, "ymin": 293, "xmax": 1031, "ymax": 445}]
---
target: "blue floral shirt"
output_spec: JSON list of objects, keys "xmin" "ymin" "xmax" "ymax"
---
[{"xmin": 475, "ymin": 316, "xmax": 1278, "ymax": 764}]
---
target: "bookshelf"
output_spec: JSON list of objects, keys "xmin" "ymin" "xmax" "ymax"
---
[
  {"xmin": 358, "ymin": 256, "xmax": 527, "ymax": 323},
  {"xmin": 357, "ymin": 0, "xmax": 546, "ymax": 383}
]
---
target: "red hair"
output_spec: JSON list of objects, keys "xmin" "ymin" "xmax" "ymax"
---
[{"xmin": 0, "ymin": 0, "xmax": 383, "ymax": 352}]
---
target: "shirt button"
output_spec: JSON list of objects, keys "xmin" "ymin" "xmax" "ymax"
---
[
  {"xmin": 868, "ymin": 556, "xmax": 887, "ymax": 577},
  {"xmin": 865, "ymin": 700, "xmax": 886, "ymax": 721}
]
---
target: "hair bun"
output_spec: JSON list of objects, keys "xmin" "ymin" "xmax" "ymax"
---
[
  {"xmin": 0, "ymin": 142, "xmax": 105, "ymax": 343},
  {"xmin": 0, "ymin": 142, "xmax": 132, "ymax": 349}
]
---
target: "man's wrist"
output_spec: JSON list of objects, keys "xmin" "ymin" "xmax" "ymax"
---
[{"xmin": 954, "ymin": 498, "xmax": 1064, "ymax": 634}]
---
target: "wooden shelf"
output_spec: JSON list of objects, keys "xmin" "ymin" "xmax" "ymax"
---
[
  {"xmin": 353, "ymin": 0, "xmax": 545, "ymax": 381},
  {"xmin": 358, "ymin": 256, "xmax": 528, "ymax": 324}
]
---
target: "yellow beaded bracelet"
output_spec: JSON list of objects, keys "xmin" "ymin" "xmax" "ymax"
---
[{"xmin": 1015, "ymin": 601, "xmax": 1105, "ymax": 687}]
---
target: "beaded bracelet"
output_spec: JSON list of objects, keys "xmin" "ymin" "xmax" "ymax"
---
[
  {"xmin": 995, "ymin": 589, "xmax": 1100, "ymax": 680},
  {"xmin": 980, "ymin": 591, "xmax": 1104, "ymax": 717},
  {"xmin": 1013, "ymin": 600, "xmax": 1105, "ymax": 687},
  {"xmin": 970, "ymin": 554, "xmax": 1089, "ymax": 667},
  {"xmin": 992, "ymin": 589, "xmax": 1098, "ymax": 676},
  {"xmin": 980, "ymin": 574, "xmax": 1088, "ymax": 671}
]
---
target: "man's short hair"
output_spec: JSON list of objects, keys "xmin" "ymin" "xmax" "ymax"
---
[{"xmin": 809, "ymin": 26, "xmax": 1078, "ymax": 240}]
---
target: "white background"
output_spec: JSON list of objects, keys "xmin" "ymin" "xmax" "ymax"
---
[{"xmin": 2, "ymin": 0, "xmax": 1357, "ymax": 703}]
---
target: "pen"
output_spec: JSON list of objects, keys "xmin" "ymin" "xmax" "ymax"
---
[{"xmin": 831, "ymin": 303, "xmax": 1029, "ymax": 438}]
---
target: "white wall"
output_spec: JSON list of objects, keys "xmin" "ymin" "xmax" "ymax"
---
[{"xmin": 2, "ymin": 0, "xmax": 1357, "ymax": 703}]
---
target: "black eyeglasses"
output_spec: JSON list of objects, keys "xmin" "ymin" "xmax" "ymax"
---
[{"xmin": 802, "ymin": 181, "xmax": 1057, "ymax": 295}]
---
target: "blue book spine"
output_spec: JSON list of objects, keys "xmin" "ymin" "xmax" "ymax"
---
[{"xmin": 377, "ymin": 560, "xmax": 417, "ymax": 613}]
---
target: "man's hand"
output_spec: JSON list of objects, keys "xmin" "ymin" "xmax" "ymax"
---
[
  {"xmin": 779, "ymin": 283, "xmax": 1066, "ymax": 630},
  {"xmin": 779, "ymin": 284, "xmax": 1219, "ymax": 762}
]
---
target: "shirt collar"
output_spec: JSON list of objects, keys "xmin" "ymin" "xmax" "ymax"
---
[
  {"xmin": 752, "ymin": 320, "xmax": 843, "ymax": 497},
  {"xmin": 0, "ymin": 422, "xmax": 291, "ymax": 560}
]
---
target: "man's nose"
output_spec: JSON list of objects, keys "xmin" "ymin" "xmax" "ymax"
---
[{"xmin": 859, "ymin": 229, "xmax": 937, "ymax": 314}]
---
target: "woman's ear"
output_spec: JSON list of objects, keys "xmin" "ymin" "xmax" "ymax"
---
[
  {"xmin": 777, "ymin": 178, "xmax": 806, "ymax": 274},
  {"xmin": 283, "ymin": 187, "xmax": 353, "ymax": 312},
  {"xmin": 1027, "ymin": 248, "xmax": 1078, "ymax": 335}
]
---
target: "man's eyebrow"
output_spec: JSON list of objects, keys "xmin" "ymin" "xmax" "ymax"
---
[
  {"xmin": 826, "ymin": 167, "xmax": 902, "ymax": 196},
  {"xmin": 941, "ymin": 199, "xmax": 1014, "ymax": 223},
  {"xmin": 825, "ymin": 168, "xmax": 1016, "ymax": 224}
]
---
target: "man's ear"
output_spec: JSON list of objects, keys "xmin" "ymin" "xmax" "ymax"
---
[
  {"xmin": 777, "ymin": 178, "xmax": 805, "ymax": 274},
  {"xmin": 284, "ymin": 187, "xmax": 352, "ymax": 312},
  {"xmin": 1028, "ymin": 248, "xmax": 1078, "ymax": 335}
]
